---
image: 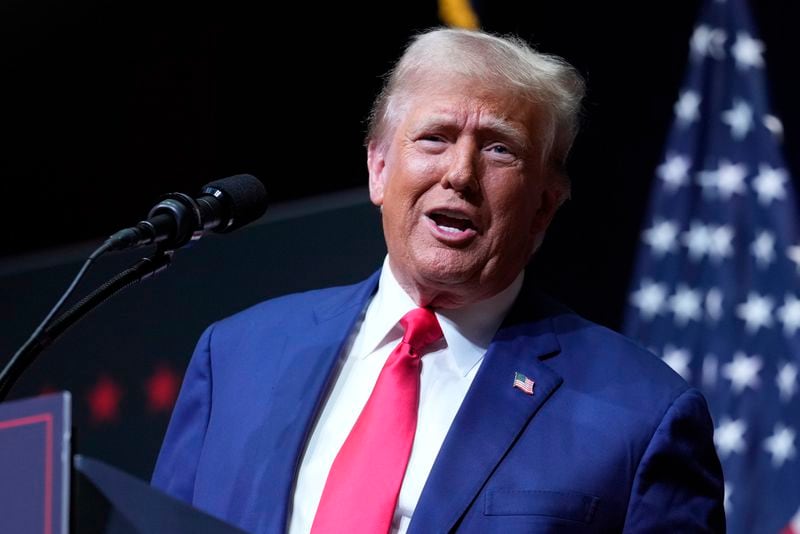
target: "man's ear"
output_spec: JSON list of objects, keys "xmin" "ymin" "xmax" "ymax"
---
[
  {"xmin": 367, "ymin": 141, "xmax": 387, "ymax": 207},
  {"xmin": 530, "ymin": 181, "xmax": 567, "ymax": 239}
]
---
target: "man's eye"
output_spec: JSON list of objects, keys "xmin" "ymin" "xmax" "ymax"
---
[
  {"xmin": 420, "ymin": 135, "xmax": 445, "ymax": 143},
  {"xmin": 487, "ymin": 144, "xmax": 513, "ymax": 156}
]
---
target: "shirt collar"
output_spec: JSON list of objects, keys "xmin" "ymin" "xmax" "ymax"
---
[{"xmin": 359, "ymin": 256, "xmax": 524, "ymax": 377}]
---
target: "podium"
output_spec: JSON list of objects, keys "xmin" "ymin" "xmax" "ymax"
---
[{"xmin": 0, "ymin": 393, "xmax": 245, "ymax": 533}]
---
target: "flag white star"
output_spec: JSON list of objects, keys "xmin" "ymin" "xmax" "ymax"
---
[
  {"xmin": 675, "ymin": 90, "xmax": 701, "ymax": 126},
  {"xmin": 642, "ymin": 219, "xmax": 679, "ymax": 256},
  {"xmin": 716, "ymin": 161, "xmax": 748, "ymax": 198},
  {"xmin": 630, "ymin": 279, "xmax": 668, "ymax": 319},
  {"xmin": 657, "ymin": 153, "xmax": 691, "ymax": 191},
  {"xmin": 721, "ymin": 99, "xmax": 753, "ymax": 139},
  {"xmin": 708, "ymin": 225, "xmax": 734, "ymax": 261},
  {"xmin": 669, "ymin": 285, "xmax": 703, "ymax": 326},
  {"xmin": 750, "ymin": 230, "xmax": 775, "ymax": 268},
  {"xmin": 731, "ymin": 32, "xmax": 765, "ymax": 69},
  {"xmin": 776, "ymin": 362, "xmax": 798, "ymax": 402},
  {"xmin": 724, "ymin": 482, "xmax": 733, "ymax": 515},
  {"xmin": 698, "ymin": 160, "xmax": 747, "ymax": 199},
  {"xmin": 777, "ymin": 294, "xmax": 800, "ymax": 336},
  {"xmin": 763, "ymin": 423, "xmax": 796, "ymax": 468},
  {"xmin": 736, "ymin": 292, "xmax": 774, "ymax": 334},
  {"xmin": 789, "ymin": 245, "xmax": 800, "ymax": 273},
  {"xmin": 715, "ymin": 417, "xmax": 747, "ymax": 457},
  {"xmin": 662, "ymin": 345, "xmax": 692, "ymax": 380},
  {"xmin": 786, "ymin": 508, "xmax": 800, "ymax": 533},
  {"xmin": 682, "ymin": 221, "xmax": 712, "ymax": 261},
  {"xmin": 763, "ymin": 114, "xmax": 784, "ymax": 140},
  {"xmin": 703, "ymin": 354, "xmax": 719, "ymax": 388},
  {"xmin": 705, "ymin": 288, "xmax": 724, "ymax": 321},
  {"xmin": 722, "ymin": 351, "xmax": 763, "ymax": 393},
  {"xmin": 690, "ymin": 25, "xmax": 727, "ymax": 59},
  {"xmin": 751, "ymin": 164, "xmax": 788, "ymax": 205}
]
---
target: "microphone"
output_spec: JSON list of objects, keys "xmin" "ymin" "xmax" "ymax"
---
[{"xmin": 107, "ymin": 174, "xmax": 267, "ymax": 251}]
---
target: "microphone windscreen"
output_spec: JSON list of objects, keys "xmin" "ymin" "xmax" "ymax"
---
[{"xmin": 202, "ymin": 174, "xmax": 268, "ymax": 233}]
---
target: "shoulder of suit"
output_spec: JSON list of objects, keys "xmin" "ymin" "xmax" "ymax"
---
[
  {"xmin": 546, "ymin": 304, "xmax": 690, "ymax": 395},
  {"xmin": 212, "ymin": 275, "xmax": 377, "ymax": 333}
]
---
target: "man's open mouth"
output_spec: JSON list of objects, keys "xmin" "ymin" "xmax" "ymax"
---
[
  {"xmin": 427, "ymin": 210, "xmax": 478, "ymax": 234},
  {"xmin": 428, "ymin": 210, "xmax": 478, "ymax": 234}
]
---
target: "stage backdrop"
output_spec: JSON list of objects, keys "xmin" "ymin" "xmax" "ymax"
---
[{"xmin": 0, "ymin": 190, "xmax": 386, "ymax": 480}]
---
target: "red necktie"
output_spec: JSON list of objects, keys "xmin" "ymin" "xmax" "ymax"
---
[{"xmin": 310, "ymin": 307, "xmax": 443, "ymax": 534}]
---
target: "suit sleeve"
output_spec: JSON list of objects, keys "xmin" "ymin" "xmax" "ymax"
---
[
  {"xmin": 150, "ymin": 323, "xmax": 215, "ymax": 503},
  {"xmin": 623, "ymin": 388, "xmax": 726, "ymax": 533}
]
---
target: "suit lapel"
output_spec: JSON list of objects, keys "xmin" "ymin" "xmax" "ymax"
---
[
  {"xmin": 260, "ymin": 272, "xmax": 380, "ymax": 531},
  {"xmin": 408, "ymin": 291, "xmax": 564, "ymax": 534}
]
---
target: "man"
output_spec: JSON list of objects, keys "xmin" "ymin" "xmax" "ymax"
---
[{"xmin": 152, "ymin": 28, "xmax": 725, "ymax": 533}]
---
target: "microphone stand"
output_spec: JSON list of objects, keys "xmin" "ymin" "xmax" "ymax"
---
[{"xmin": 0, "ymin": 247, "xmax": 173, "ymax": 402}]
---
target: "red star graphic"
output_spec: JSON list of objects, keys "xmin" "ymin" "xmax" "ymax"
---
[
  {"xmin": 145, "ymin": 364, "xmax": 181, "ymax": 413},
  {"xmin": 39, "ymin": 384, "xmax": 57, "ymax": 395},
  {"xmin": 86, "ymin": 375, "xmax": 123, "ymax": 424}
]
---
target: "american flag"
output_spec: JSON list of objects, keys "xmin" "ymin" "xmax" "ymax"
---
[
  {"xmin": 512, "ymin": 372, "xmax": 534, "ymax": 395},
  {"xmin": 782, "ymin": 509, "xmax": 800, "ymax": 534},
  {"xmin": 622, "ymin": 0, "xmax": 800, "ymax": 532}
]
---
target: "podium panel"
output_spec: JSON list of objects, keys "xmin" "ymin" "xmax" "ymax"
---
[
  {"xmin": 1, "ymin": 392, "xmax": 245, "ymax": 533},
  {"xmin": 0, "ymin": 392, "xmax": 71, "ymax": 534}
]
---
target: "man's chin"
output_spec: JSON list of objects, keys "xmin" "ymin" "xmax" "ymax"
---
[{"xmin": 414, "ymin": 252, "xmax": 480, "ymax": 282}]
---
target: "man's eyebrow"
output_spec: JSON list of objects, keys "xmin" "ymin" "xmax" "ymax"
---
[
  {"xmin": 409, "ymin": 115, "xmax": 530, "ymax": 149},
  {"xmin": 479, "ymin": 116, "xmax": 530, "ymax": 149},
  {"xmin": 408, "ymin": 116, "xmax": 456, "ymax": 135}
]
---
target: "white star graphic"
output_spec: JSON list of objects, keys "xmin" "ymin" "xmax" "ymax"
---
[
  {"xmin": 721, "ymin": 99, "xmax": 753, "ymax": 139},
  {"xmin": 675, "ymin": 90, "xmax": 701, "ymax": 126},
  {"xmin": 708, "ymin": 225, "xmax": 734, "ymax": 261},
  {"xmin": 752, "ymin": 164, "xmax": 788, "ymax": 205},
  {"xmin": 662, "ymin": 345, "xmax": 692, "ymax": 380},
  {"xmin": 777, "ymin": 294, "xmax": 800, "ymax": 336},
  {"xmin": 698, "ymin": 160, "xmax": 748, "ymax": 199},
  {"xmin": 642, "ymin": 219, "xmax": 679, "ymax": 256},
  {"xmin": 690, "ymin": 25, "xmax": 727, "ymax": 59},
  {"xmin": 750, "ymin": 230, "xmax": 775, "ymax": 268},
  {"xmin": 732, "ymin": 32, "xmax": 765, "ymax": 69},
  {"xmin": 682, "ymin": 221, "xmax": 712, "ymax": 261},
  {"xmin": 705, "ymin": 288, "xmax": 724, "ymax": 321},
  {"xmin": 630, "ymin": 279, "xmax": 668, "ymax": 319},
  {"xmin": 789, "ymin": 245, "xmax": 800, "ymax": 273},
  {"xmin": 669, "ymin": 285, "xmax": 703, "ymax": 326},
  {"xmin": 736, "ymin": 292, "xmax": 774, "ymax": 334},
  {"xmin": 776, "ymin": 362, "xmax": 798, "ymax": 402},
  {"xmin": 763, "ymin": 423, "xmax": 796, "ymax": 468},
  {"xmin": 722, "ymin": 351, "xmax": 763, "ymax": 393},
  {"xmin": 714, "ymin": 416, "xmax": 747, "ymax": 457},
  {"xmin": 657, "ymin": 153, "xmax": 691, "ymax": 191}
]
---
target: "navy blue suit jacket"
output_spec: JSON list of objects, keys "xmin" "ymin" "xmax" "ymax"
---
[{"xmin": 152, "ymin": 271, "xmax": 725, "ymax": 533}]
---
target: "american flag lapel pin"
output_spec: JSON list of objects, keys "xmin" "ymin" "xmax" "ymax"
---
[{"xmin": 513, "ymin": 372, "xmax": 535, "ymax": 395}]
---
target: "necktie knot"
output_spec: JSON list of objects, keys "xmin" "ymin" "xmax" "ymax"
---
[{"xmin": 400, "ymin": 307, "xmax": 443, "ymax": 354}]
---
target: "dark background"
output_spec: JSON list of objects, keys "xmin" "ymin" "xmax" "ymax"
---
[
  {"xmin": 1, "ymin": 0, "xmax": 798, "ymax": 480},
  {"xmin": 2, "ymin": 0, "xmax": 798, "ymax": 326},
  {"xmin": 2, "ymin": 0, "xmax": 799, "ymax": 325}
]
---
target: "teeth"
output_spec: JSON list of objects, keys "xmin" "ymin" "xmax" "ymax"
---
[{"xmin": 438, "ymin": 225, "xmax": 462, "ymax": 233}]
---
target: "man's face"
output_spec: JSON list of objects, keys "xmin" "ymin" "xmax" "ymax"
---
[{"xmin": 368, "ymin": 75, "xmax": 562, "ymax": 308}]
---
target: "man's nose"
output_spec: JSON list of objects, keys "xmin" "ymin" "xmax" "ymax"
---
[{"xmin": 440, "ymin": 140, "xmax": 479, "ymax": 194}]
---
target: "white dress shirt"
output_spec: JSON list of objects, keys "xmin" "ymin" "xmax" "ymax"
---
[{"xmin": 288, "ymin": 257, "xmax": 523, "ymax": 534}]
